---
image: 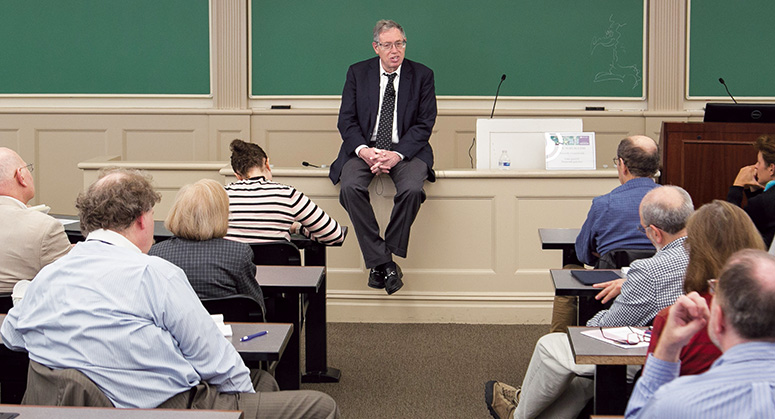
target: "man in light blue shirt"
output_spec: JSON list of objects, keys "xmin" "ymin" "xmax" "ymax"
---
[
  {"xmin": 1, "ymin": 168, "xmax": 339, "ymax": 418},
  {"xmin": 626, "ymin": 249, "xmax": 775, "ymax": 418}
]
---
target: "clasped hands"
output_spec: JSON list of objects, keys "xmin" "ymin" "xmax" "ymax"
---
[
  {"xmin": 359, "ymin": 147, "xmax": 401, "ymax": 174},
  {"xmin": 733, "ymin": 165, "xmax": 763, "ymax": 191}
]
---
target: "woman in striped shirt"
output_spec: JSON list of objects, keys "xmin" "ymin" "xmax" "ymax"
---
[{"xmin": 225, "ymin": 139, "xmax": 345, "ymax": 245}]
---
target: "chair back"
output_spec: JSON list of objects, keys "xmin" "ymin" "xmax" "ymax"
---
[
  {"xmin": 200, "ymin": 294, "xmax": 265, "ymax": 322},
  {"xmin": 595, "ymin": 248, "xmax": 656, "ymax": 270},
  {"xmin": 250, "ymin": 241, "xmax": 302, "ymax": 266},
  {"xmin": 23, "ymin": 360, "xmax": 113, "ymax": 407},
  {"xmin": 0, "ymin": 293, "xmax": 12, "ymax": 314}
]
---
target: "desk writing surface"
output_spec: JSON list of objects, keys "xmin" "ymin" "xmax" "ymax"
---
[
  {"xmin": 539, "ymin": 228, "xmax": 581, "ymax": 249},
  {"xmin": 255, "ymin": 266, "xmax": 323, "ymax": 293},
  {"xmin": 228, "ymin": 322, "xmax": 292, "ymax": 362},
  {"xmin": 0, "ymin": 404, "xmax": 243, "ymax": 418},
  {"xmin": 568, "ymin": 327, "xmax": 647, "ymax": 366},
  {"xmin": 551, "ymin": 269, "xmax": 622, "ymax": 297},
  {"xmin": 1, "ymin": 314, "xmax": 290, "ymax": 363},
  {"xmin": 54, "ymin": 214, "xmax": 173, "ymax": 243},
  {"xmin": 290, "ymin": 225, "xmax": 347, "ymax": 248}
]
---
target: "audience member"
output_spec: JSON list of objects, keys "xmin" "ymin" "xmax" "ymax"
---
[
  {"xmin": 225, "ymin": 139, "xmax": 345, "ymax": 246},
  {"xmin": 552, "ymin": 135, "xmax": 660, "ymax": 332},
  {"xmin": 626, "ymin": 249, "xmax": 775, "ymax": 418},
  {"xmin": 149, "ymin": 179, "xmax": 265, "ymax": 317},
  {"xmin": 647, "ymin": 200, "xmax": 764, "ymax": 375},
  {"xmin": 0, "ymin": 147, "xmax": 70, "ymax": 294},
  {"xmin": 486, "ymin": 185, "xmax": 692, "ymax": 419},
  {"xmin": 727, "ymin": 134, "xmax": 775, "ymax": 247},
  {"xmin": 575, "ymin": 135, "xmax": 660, "ymax": 266},
  {"xmin": 1, "ymin": 168, "xmax": 339, "ymax": 418}
]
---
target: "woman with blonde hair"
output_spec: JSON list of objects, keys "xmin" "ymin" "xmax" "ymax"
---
[
  {"xmin": 647, "ymin": 200, "xmax": 765, "ymax": 375},
  {"xmin": 149, "ymin": 179, "xmax": 264, "ymax": 315}
]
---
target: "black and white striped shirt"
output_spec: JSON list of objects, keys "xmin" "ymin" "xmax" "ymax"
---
[{"xmin": 225, "ymin": 176, "xmax": 345, "ymax": 245}]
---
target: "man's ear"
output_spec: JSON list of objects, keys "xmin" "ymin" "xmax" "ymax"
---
[
  {"xmin": 14, "ymin": 167, "xmax": 29, "ymax": 187},
  {"xmin": 650, "ymin": 225, "xmax": 664, "ymax": 246},
  {"xmin": 135, "ymin": 211, "xmax": 152, "ymax": 231},
  {"xmin": 713, "ymin": 302, "xmax": 728, "ymax": 338}
]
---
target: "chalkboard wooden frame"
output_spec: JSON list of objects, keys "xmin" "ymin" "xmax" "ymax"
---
[
  {"xmin": 686, "ymin": 0, "xmax": 775, "ymax": 100},
  {"xmin": 249, "ymin": 0, "xmax": 646, "ymax": 100},
  {"xmin": 0, "ymin": 0, "xmax": 212, "ymax": 97}
]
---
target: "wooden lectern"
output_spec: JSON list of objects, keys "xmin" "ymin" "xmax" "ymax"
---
[{"xmin": 660, "ymin": 122, "xmax": 775, "ymax": 208}]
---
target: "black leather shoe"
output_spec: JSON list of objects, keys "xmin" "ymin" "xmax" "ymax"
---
[
  {"xmin": 368, "ymin": 267, "xmax": 386, "ymax": 289},
  {"xmin": 384, "ymin": 263, "xmax": 403, "ymax": 295}
]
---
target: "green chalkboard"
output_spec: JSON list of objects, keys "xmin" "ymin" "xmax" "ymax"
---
[
  {"xmin": 0, "ymin": 0, "xmax": 210, "ymax": 95},
  {"xmin": 688, "ymin": 0, "xmax": 775, "ymax": 98},
  {"xmin": 251, "ymin": 0, "xmax": 645, "ymax": 98}
]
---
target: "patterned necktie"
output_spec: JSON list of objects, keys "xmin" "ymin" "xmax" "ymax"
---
[{"xmin": 375, "ymin": 72, "xmax": 398, "ymax": 150}]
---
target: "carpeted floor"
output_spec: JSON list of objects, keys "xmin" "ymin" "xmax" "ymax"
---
[{"xmin": 301, "ymin": 322, "xmax": 549, "ymax": 418}]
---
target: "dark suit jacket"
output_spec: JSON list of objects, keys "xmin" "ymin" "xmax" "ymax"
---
[
  {"xmin": 727, "ymin": 185, "xmax": 775, "ymax": 247},
  {"xmin": 329, "ymin": 57, "xmax": 437, "ymax": 184},
  {"xmin": 148, "ymin": 237, "xmax": 265, "ymax": 312}
]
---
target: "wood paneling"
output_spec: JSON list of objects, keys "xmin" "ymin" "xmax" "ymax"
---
[{"xmin": 660, "ymin": 122, "xmax": 775, "ymax": 207}]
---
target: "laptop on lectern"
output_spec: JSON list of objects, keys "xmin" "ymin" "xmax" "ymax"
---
[{"xmin": 704, "ymin": 103, "xmax": 775, "ymax": 123}]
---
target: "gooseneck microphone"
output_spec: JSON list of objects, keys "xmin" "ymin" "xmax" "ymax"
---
[
  {"xmin": 490, "ymin": 74, "xmax": 507, "ymax": 118},
  {"xmin": 718, "ymin": 78, "xmax": 737, "ymax": 104},
  {"xmin": 302, "ymin": 161, "xmax": 319, "ymax": 168}
]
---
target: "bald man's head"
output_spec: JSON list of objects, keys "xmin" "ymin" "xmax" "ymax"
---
[
  {"xmin": 0, "ymin": 147, "xmax": 35, "ymax": 203},
  {"xmin": 639, "ymin": 185, "xmax": 694, "ymax": 234},
  {"xmin": 617, "ymin": 136, "xmax": 660, "ymax": 178}
]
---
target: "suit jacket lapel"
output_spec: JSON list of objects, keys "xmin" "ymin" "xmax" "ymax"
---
[
  {"xmin": 368, "ymin": 58, "xmax": 380, "ymax": 131},
  {"xmin": 397, "ymin": 60, "xmax": 414, "ymax": 136}
]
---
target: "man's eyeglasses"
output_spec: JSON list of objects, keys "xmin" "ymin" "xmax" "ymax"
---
[
  {"xmin": 599, "ymin": 326, "xmax": 650, "ymax": 345},
  {"xmin": 19, "ymin": 163, "xmax": 33, "ymax": 173},
  {"xmin": 612, "ymin": 156, "xmax": 621, "ymax": 167},
  {"xmin": 376, "ymin": 41, "xmax": 407, "ymax": 51},
  {"xmin": 637, "ymin": 224, "xmax": 650, "ymax": 234}
]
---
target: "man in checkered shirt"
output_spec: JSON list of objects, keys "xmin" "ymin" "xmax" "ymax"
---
[{"xmin": 486, "ymin": 185, "xmax": 693, "ymax": 419}]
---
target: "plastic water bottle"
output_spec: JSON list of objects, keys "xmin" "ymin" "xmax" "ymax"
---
[{"xmin": 498, "ymin": 150, "xmax": 511, "ymax": 170}]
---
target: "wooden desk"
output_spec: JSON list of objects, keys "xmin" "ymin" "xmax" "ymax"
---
[
  {"xmin": 0, "ymin": 405, "xmax": 244, "ymax": 418},
  {"xmin": 551, "ymin": 269, "xmax": 621, "ymax": 326},
  {"xmin": 0, "ymin": 315, "xmax": 292, "ymax": 404},
  {"xmin": 255, "ymin": 266, "xmax": 328, "ymax": 390},
  {"xmin": 289, "ymin": 227, "xmax": 346, "ymax": 384},
  {"xmin": 568, "ymin": 327, "xmax": 647, "ymax": 415},
  {"xmin": 539, "ymin": 228, "xmax": 581, "ymax": 266}
]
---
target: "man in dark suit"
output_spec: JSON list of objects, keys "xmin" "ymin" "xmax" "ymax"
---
[{"xmin": 329, "ymin": 19, "xmax": 437, "ymax": 295}]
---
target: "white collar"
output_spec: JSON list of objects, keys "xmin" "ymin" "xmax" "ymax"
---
[
  {"xmin": 380, "ymin": 62, "xmax": 402, "ymax": 78},
  {"xmin": 85, "ymin": 229, "xmax": 142, "ymax": 254},
  {"xmin": 0, "ymin": 195, "xmax": 28, "ymax": 209}
]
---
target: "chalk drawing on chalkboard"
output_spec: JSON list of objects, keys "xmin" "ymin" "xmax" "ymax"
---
[{"xmin": 591, "ymin": 15, "xmax": 642, "ymax": 89}]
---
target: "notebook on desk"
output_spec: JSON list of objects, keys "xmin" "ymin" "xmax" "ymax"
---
[{"xmin": 570, "ymin": 270, "xmax": 620, "ymax": 285}]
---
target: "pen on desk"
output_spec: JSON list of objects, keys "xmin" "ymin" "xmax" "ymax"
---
[{"xmin": 240, "ymin": 331, "xmax": 268, "ymax": 342}]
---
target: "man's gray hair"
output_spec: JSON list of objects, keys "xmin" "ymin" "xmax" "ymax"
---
[
  {"xmin": 717, "ymin": 249, "xmax": 775, "ymax": 340},
  {"xmin": 373, "ymin": 19, "xmax": 405, "ymax": 43},
  {"xmin": 75, "ymin": 167, "xmax": 161, "ymax": 234},
  {"xmin": 640, "ymin": 185, "xmax": 694, "ymax": 234}
]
